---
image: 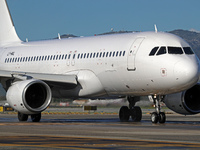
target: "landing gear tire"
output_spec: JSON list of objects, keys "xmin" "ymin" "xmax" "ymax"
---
[
  {"xmin": 31, "ymin": 113, "xmax": 41, "ymax": 122},
  {"xmin": 151, "ymin": 112, "xmax": 166, "ymax": 124},
  {"xmin": 151, "ymin": 112, "xmax": 158, "ymax": 123},
  {"xmin": 18, "ymin": 112, "xmax": 28, "ymax": 121},
  {"xmin": 159, "ymin": 112, "xmax": 166, "ymax": 123},
  {"xmin": 131, "ymin": 106, "xmax": 142, "ymax": 122},
  {"xmin": 119, "ymin": 106, "xmax": 130, "ymax": 122}
]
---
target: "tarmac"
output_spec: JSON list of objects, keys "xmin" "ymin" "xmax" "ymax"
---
[{"xmin": 0, "ymin": 106, "xmax": 200, "ymax": 149}]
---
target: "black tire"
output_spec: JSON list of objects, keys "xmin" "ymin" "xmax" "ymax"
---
[
  {"xmin": 159, "ymin": 112, "xmax": 166, "ymax": 123},
  {"xmin": 151, "ymin": 112, "xmax": 158, "ymax": 123},
  {"xmin": 131, "ymin": 106, "xmax": 142, "ymax": 122},
  {"xmin": 31, "ymin": 113, "xmax": 41, "ymax": 122},
  {"xmin": 119, "ymin": 106, "xmax": 130, "ymax": 122},
  {"xmin": 18, "ymin": 112, "xmax": 28, "ymax": 121}
]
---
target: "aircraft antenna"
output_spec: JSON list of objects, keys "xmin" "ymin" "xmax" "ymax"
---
[
  {"xmin": 154, "ymin": 24, "xmax": 158, "ymax": 33},
  {"xmin": 58, "ymin": 33, "xmax": 61, "ymax": 40}
]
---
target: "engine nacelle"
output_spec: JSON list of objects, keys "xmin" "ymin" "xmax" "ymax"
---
[
  {"xmin": 6, "ymin": 79, "xmax": 52, "ymax": 114},
  {"xmin": 164, "ymin": 84, "xmax": 200, "ymax": 115}
]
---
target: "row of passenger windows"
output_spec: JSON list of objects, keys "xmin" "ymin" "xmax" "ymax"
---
[
  {"xmin": 77, "ymin": 51, "xmax": 126, "ymax": 59},
  {"xmin": 4, "ymin": 50, "xmax": 126, "ymax": 63},
  {"xmin": 149, "ymin": 46, "xmax": 194, "ymax": 56}
]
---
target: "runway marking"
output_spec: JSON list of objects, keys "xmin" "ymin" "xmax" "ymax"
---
[{"xmin": 0, "ymin": 136, "xmax": 200, "ymax": 149}]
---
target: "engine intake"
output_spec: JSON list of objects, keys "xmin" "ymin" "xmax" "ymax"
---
[
  {"xmin": 164, "ymin": 84, "xmax": 200, "ymax": 115},
  {"xmin": 7, "ymin": 79, "xmax": 52, "ymax": 114}
]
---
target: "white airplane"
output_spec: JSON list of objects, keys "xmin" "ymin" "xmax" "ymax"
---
[{"xmin": 1, "ymin": 0, "xmax": 200, "ymax": 123}]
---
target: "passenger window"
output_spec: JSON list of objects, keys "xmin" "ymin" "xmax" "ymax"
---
[
  {"xmin": 168, "ymin": 47, "xmax": 183, "ymax": 54},
  {"xmin": 68, "ymin": 54, "xmax": 71, "ymax": 59},
  {"xmin": 183, "ymin": 47, "xmax": 194, "ymax": 55},
  {"xmin": 59, "ymin": 55, "xmax": 61, "ymax": 60},
  {"xmin": 77, "ymin": 54, "xmax": 80, "ymax": 59},
  {"xmin": 106, "ymin": 52, "xmax": 109, "ymax": 57},
  {"xmin": 119, "ymin": 51, "xmax": 122, "ymax": 56},
  {"xmin": 149, "ymin": 47, "xmax": 159, "ymax": 56},
  {"xmin": 113, "ymin": 52, "xmax": 115, "ymax": 57},
  {"xmin": 81, "ymin": 54, "xmax": 83, "ymax": 59},
  {"xmin": 62, "ymin": 55, "xmax": 64, "ymax": 59},
  {"xmin": 116, "ymin": 51, "xmax": 119, "ymax": 57},
  {"xmin": 99, "ymin": 52, "xmax": 102, "ymax": 58},
  {"xmin": 156, "ymin": 47, "xmax": 166, "ymax": 55},
  {"xmin": 84, "ymin": 53, "xmax": 86, "ymax": 58},
  {"xmin": 87, "ymin": 53, "xmax": 89, "ymax": 58},
  {"xmin": 93, "ymin": 53, "xmax": 96, "ymax": 58},
  {"xmin": 123, "ymin": 51, "xmax": 126, "ymax": 56},
  {"xmin": 90, "ymin": 53, "xmax": 92, "ymax": 58},
  {"xmin": 73, "ymin": 54, "xmax": 76, "ymax": 59},
  {"xmin": 109, "ymin": 52, "xmax": 112, "ymax": 57},
  {"xmin": 65, "ymin": 54, "xmax": 67, "ymax": 59},
  {"xmin": 96, "ymin": 53, "xmax": 99, "ymax": 58},
  {"xmin": 103, "ymin": 52, "xmax": 105, "ymax": 57}
]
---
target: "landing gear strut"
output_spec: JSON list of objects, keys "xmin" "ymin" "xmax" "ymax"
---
[
  {"xmin": 119, "ymin": 96, "xmax": 142, "ymax": 122},
  {"xmin": 151, "ymin": 95, "xmax": 166, "ymax": 124}
]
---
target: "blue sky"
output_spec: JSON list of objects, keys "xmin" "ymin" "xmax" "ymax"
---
[{"xmin": 7, "ymin": 0, "xmax": 200, "ymax": 41}]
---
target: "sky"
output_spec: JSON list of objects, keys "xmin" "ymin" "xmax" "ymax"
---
[{"xmin": 6, "ymin": 0, "xmax": 200, "ymax": 41}]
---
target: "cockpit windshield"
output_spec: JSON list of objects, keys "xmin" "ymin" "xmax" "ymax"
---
[
  {"xmin": 183, "ymin": 47, "xmax": 194, "ymax": 54},
  {"xmin": 149, "ymin": 47, "xmax": 159, "ymax": 56},
  {"xmin": 168, "ymin": 47, "xmax": 183, "ymax": 54},
  {"xmin": 149, "ymin": 46, "xmax": 194, "ymax": 56},
  {"xmin": 156, "ymin": 47, "xmax": 166, "ymax": 55}
]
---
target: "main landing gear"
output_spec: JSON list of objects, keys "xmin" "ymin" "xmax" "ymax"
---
[
  {"xmin": 119, "ymin": 96, "xmax": 142, "ymax": 122},
  {"xmin": 18, "ymin": 112, "xmax": 41, "ymax": 122},
  {"xmin": 150, "ymin": 95, "xmax": 166, "ymax": 124}
]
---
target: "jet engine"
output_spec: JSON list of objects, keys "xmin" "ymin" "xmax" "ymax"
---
[
  {"xmin": 164, "ymin": 84, "xmax": 200, "ymax": 115},
  {"xmin": 6, "ymin": 79, "xmax": 52, "ymax": 114}
]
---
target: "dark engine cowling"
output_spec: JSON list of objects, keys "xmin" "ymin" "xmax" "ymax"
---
[
  {"xmin": 6, "ymin": 79, "xmax": 52, "ymax": 114},
  {"xmin": 164, "ymin": 84, "xmax": 200, "ymax": 115}
]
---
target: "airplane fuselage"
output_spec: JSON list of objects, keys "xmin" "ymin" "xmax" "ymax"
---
[{"xmin": 0, "ymin": 32, "xmax": 199, "ymax": 99}]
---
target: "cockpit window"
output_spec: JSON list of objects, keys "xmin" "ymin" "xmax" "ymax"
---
[
  {"xmin": 183, "ymin": 47, "xmax": 194, "ymax": 55},
  {"xmin": 156, "ymin": 47, "xmax": 166, "ymax": 55},
  {"xmin": 168, "ymin": 47, "xmax": 183, "ymax": 54},
  {"xmin": 149, "ymin": 47, "xmax": 159, "ymax": 56}
]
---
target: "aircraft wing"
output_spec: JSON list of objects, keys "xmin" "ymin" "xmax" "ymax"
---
[{"xmin": 0, "ymin": 70, "xmax": 77, "ymax": 90}]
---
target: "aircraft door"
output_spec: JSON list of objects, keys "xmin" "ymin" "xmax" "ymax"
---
[
  {"xmin": 127, "ymin": 37, "xmax": 145, "ymax": 71},
  {"xmin": 67, "ymin": 51, "xmax": 72, "ymax": 66},
  {"xmin": 71, "ymin": 50, "xmax": 77, "ymax": 66}
]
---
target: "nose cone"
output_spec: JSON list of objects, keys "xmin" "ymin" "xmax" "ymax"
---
[{"xmin": 174, "ymin": 58, "xmax": 200, "ymax": 89}]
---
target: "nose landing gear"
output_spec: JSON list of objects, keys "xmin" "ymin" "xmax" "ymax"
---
[{"xmin": 150, "ymin": 95, "xmax": 166, "ymax": 124}]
